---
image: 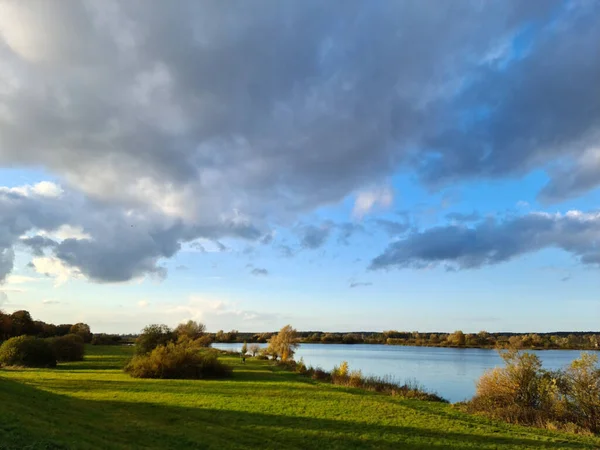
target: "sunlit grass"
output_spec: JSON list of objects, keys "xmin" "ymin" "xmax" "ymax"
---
[{"xmin": 1, "ymin": 345, "xmax": 598, "ymax": 449}]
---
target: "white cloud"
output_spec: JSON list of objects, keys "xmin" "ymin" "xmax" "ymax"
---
[
  {"xmin": 352, "ymin": 186, "xmax": 394, "ymax": 219},
  {"xmin": 42, "ymin": 298, "xmax": 61, "ymax": 305},
  {"xmin": 5, "ymin": 274, "xmax": 39, "ymax": 285},
  {"xmin": 0, "ymin": 291, "xmax": 7, "ymax": 306},
  {"xmin": 9, "ymin": 181, "xmax": 64, "ymax": 198},
  {"xmin": 138, "ymin": 300, "xmax": 149, "ymax": 308},
  {"xmin": 39, "ymin": 224, "xmax": 91, "ymax": 241},
  {"xmin": 31, "ymin": 256, "xmax": 82, "ymax": 286}
]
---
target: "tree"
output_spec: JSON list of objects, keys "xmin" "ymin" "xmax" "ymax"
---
[
  {"xmin": 0, "ymin": 311, "xmax": 12, "ymax": 340},
  {"xmin": 174, "ymin": 320, "xmax": 206, "ymax": 342},
  {"xmin": 447, "ymin": 330, "xmax": 466, "ymax": 347},
  {"xmin": 11, "ymin": 310, "xmax": 35, "ymax": 336},
  {"xmin": 267, "ymin": 325, "xmax": 299, "ymax": 361},
  {"xmin": 241, "ymin": 341, "xmax": 248, "ymax": 355},
  {"xmin": 70, "ymin": 323, "xmax": 93, "ymax": 343},
  {"xmin": 135, "ymin": 324, "xmax": 174, "ymax": 355},
  {"xmin": 248, "ymin": 343, "xmax": 260, "ymax": 357}
]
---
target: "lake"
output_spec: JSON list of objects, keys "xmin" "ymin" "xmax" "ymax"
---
[{"xmin": 212, "ymin": 343, "xmax": 593, "ymax": 403}]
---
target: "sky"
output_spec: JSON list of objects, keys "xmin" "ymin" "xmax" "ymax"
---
[{"xmin": 0, "ymin": 0, "xmax": 599, "ymax": 334}]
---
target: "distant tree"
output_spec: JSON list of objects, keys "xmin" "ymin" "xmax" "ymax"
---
[
  {"xmin": 175, "ymin": 320, "xmax": 206, "ymax": 342},
  {"xmin": 241, "ymin": 341, "xmax": 248, "ymax": 355},
  {"xmin": 70, "ymin": 323, "xmax": 93, "ymax": 343},
  {"xmin": 267, "ymin": 325, "xmax": 299, "ymax": 361},
  {"xmin": 11, "ymin": 310, "xmax": 35, "ymax": 336},
  {"xmin": 248, "ymin": 343, "xmax": 260, "ymax": 357},
  {"xmin": 0, "ymin": 311, "xmax": 12, "ymax": 340},
  {"xmin": 447, "ymin": 330, "xmax": 466, "ymax": 347},
  {"xmin": 215, "ymin": 330, "xmax": 225, "ymax": 342},
  {"xmin": 55, "ymin": 324, "xmax": 73, "ymax": 336},
  {"xmin": 429, "ymin": 334, "xmax": 440, "ymax": 344},
  {"xmin": 135, "ymin": 324, "xmax": 174, "ymax": 355}
]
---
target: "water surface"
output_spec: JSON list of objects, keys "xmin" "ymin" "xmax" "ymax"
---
[{"xmin": 213, "ymin": 343, "xmax": 592, "ymax": 402}]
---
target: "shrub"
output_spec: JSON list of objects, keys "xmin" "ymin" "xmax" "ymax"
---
[
  {"xmin": 465, "ymin": 350, "xmax": 600, "ymax": 434},
  {"xmin": 0, "ymin": 335, "xmax": 57, "ymax": 368},
  {"xmin": 559, "ymin": 353, "xmax": 600, "ymax": 433},
  {"xmin": 124, "ymin": 342, "xmax": 231, "ymax": 379},
  {"xmin": 49, "ymin": 334, "xmax": 85, "ymax": 362}
]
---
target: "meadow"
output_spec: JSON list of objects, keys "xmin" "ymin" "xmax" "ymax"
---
[{"xmin": 1, "ymin": 346, "xmax": 599, "ymax": 450}]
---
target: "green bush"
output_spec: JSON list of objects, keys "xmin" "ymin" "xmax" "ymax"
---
[
  {"xmin": 124, "ymin": 342, "xmax": 231, "ymax": 379},
  {"xmin": 49, "ymin": 334, "xmax": 84, "ymax": 362},
  {"xmin": 0, "ymin": 335, "xmax": 57, "ymax": 368}
]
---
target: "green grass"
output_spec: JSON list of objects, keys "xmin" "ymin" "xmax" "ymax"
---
[{"xmin": 1, "ymin": 346, "xmax": 599, "ymax": 449}]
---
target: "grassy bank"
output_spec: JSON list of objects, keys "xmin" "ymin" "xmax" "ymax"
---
[{"xmin": 0, "ymin": 346, "xmax": 598, "ymax": 449}]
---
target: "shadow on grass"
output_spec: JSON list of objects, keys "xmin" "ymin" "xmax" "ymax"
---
[{"xmin": 0, "ymin": 377, "xmax": 596, "ymax": 450}]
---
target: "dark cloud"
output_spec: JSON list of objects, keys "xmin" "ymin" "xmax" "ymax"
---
[
  {"xmin": 337, "ymin": 222, "xmax": 365, "ymax": 245},
  {"xmin": 250, "ymin": 267, "xmax": 269, "ymax": 277},
  {"xmin": 370, "ymin": 211, "xmax": 600, "ymax": 271},
  {"xmin": 349, "ymin": 281, "xmax": 373, "ymax": 288},
  {"xmin": 175, "ymin": 265, "xmax": 189, "ymax": 271},
  {"xmin": 446, "ymin": 211, "xmax": 481, "ymax": 223},
  {"xmin": 299, "ymin": 225, "xmax": 330, "ymax": 250},
  {"xmin": 0, "ymin": 1, "xmax": 599, "ymax": 282},
  {"xmin": 374, "ymin": 219, "xmax": 410, "ymax": 236},
  {"xmin": 260, "ymin": 232, "xmax": 275, "ymax": 245},
  {"xmin": 278, "ymin": 245, "xmax": 296, "ymax": 258},
  {"xmin": 19, "ymin": 236, "xmax": 59, "ymax": 256}
]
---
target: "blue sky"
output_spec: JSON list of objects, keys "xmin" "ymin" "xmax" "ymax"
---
[{"xmin": 0, "ymin": 1, "xmax": 599, "ymax": 333}]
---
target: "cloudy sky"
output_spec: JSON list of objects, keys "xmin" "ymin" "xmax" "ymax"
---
[{"xmin": 0, "ymin": 0, "xmax": 599, "ymax": 334}]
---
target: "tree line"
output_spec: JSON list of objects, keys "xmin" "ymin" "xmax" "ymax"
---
[
  {"xmin": 0, "ymin": 309, "xmax": 93, "ymax": 342},
  {"xmin": 210, "ymin": 329, "xmax": 600, "ymax": 350}
]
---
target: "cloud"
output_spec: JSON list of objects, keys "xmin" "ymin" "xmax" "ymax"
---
[
  {"xmin": 374, "ymin": 219, "xmax": 410, "ymax": 236},
  {"xmin": 352, "ymin": 187, "xmax": 394, "ymax": 219},
  {"xmin": 337, "ymin": 222, "xmax": 365, "ymax": 245},
  {"xmin": 445, "ymin": 211, "xmax": 481, "ymax": 223},
  {"xmin": 0, "ymin": 1, "xmax": 599, "ymax": 283},
  {"xmin": 4, "ymin": 275, "xmax": 39, "ymax": 285},
  {"xmin": 250, "ymin": 267, "xmax": 269, "ymax": 277},
  {"xmin": 31, "ymin": 256, "xmax": 83, "ymax": 286},
  {"xmin": 138, "ymin": 300, "xmax": 149, "ymax": 308},
  {"xmin": 0, "ymin": 291, "xmax": 7, "ymax": 307},
  {"xmin": 278, "ymin": 245, "xmax": 296, "ymax": 258},
  {"xmin": 42, "ymin": 299, "xmax": 61, "ymax": 305},
  {"xmin": 175, "ymin": 265, "xmax": 189, "ymax": 271},
  {"xmin": 349, "ymin": 281, "xmax": 373, "ymax": 288},
  {"xmin": 370, "ymin": 211, "xmax": 600, "ymax": 271},
  {"xmin": 299, "ymin": 225, "xmax": 331, "ymax": 250},
  {"xmin": 19, "ymin": 236, "xmax": 59, "ymax": 256}
]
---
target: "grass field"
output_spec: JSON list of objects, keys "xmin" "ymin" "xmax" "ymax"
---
[{"xmin": 1, "ymin": 346, "xmax": 599, "ymax": 449}]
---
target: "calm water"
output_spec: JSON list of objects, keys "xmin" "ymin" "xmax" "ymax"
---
[{"xmin": 212, "ymin": 343, "xmax": 593, "ymax": 403}]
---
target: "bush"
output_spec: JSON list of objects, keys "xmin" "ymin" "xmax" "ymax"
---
[
  {"xmin": 0, "ymin": 335, "xmax": 57, "ymax": 368},
  {"xmin": 465, "ymin": 350, "xmax": 600, "ymax": 434},
  {"xmin": 49, "ymin": 334, "xmax": 85, "ymax": 362},
  {"xmin": 124, "ymin": 342, "xmax": 232, "ymax": 379}
]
